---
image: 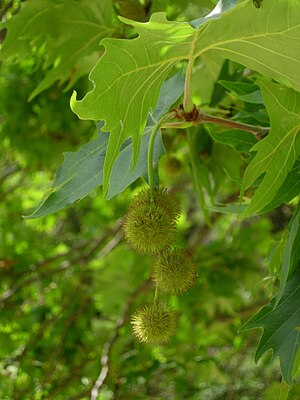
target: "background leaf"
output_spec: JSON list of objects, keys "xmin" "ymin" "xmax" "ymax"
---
[
  {"xmin": 209, "ymin": 127, "xmax": 257, "ymax": 153},
  {"xmin": 190, "ymin": 0, "xmax": 240, "ymax": 29},
  {"xmin": 0, "ymin": 0, "xmax": 119, "ymax": 98},
  {"xmin": 218, "ymin": 80, "xmax": 263, "ymax": 104}
]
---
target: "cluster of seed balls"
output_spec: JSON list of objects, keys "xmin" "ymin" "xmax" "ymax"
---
[{"xmin": 123, "ymin": 187, "xmax": 197, "ymax": 344}]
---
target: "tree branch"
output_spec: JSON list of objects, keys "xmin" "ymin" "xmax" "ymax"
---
[
  {"xmin": 0, "ymin": 220, "xmax": 123, "ymax": 305},
  {"xmin": 196, "ymin": 110, "xmax": 270, "ymax": 138},
  {"xmin": 165, "ymin": 106, "xmax": 270, "ymax": 140},
  {"xmin": 90, "ymin": 279, "xmax": 151, "ymax": 400}
]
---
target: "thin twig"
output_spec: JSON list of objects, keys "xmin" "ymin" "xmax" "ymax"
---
[
  {"xmin": 196, "ymin": 110, "xmax": 270, "ymax": 138},
  {"xmin": 0, "ymin": 220, "xmax": 123, "ymax": 304},
  {"xmin": 166, "ymin": 106, "xmax": 270, "ymax": 139},
  {"xmin": 90, "ymin": 280, "xmax": 151, "ymax": 400},
  {"xmin": 0, "ymin": 164, "xmax": 21, "ymax": 184}
]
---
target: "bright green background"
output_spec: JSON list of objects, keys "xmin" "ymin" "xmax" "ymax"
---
[{"xmin": 1, "ymin": 1, "xmax": 300, "ymax": 399}]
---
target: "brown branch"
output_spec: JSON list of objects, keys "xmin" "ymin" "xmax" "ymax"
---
[
  {"xmin": 90, "ymin": 279, "xmax": 151, "ymax": 400},
  {"xmin": 0, "ymin": 164, "xmax": 21, "ymax": 184},
  {"xmin": 41, "ymin": 302, "xmax": 86, "ymax": 387},
  {"xmin": 167, "ymin": 105, "xmax": 270, "ymax": 140},
  {"xmin": 196, "ymin": 110, "xmax": 270, "ymax": 139}
]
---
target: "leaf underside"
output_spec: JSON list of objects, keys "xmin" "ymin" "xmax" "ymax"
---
[
  {"xmin": 25, "ymin": 73, "xmax": 184, "ymax": 218},
  {"xmin": 241, "ymin": 269, "xmax": 300, "ymax": 386}
]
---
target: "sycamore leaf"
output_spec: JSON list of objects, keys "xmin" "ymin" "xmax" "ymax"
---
[
  {"xmin": 0, "ymin": 0, "xmax": 118, "ymax": 99},
  {"xmin": 191, "ymin": 52, "xmax": 224, "ymax": 106},
  {"xmin": 71, "ymin": 13, "xmax": 196, "ymax": 193},
  {"xmin": 71, "ymin": 0, "xmax": 300, "ymax": 194},
  {"xmin": 261, "ymin": 160, "xmax": 300, "ymax": 214},
  {"xmin": 241, "ymin": 269, "xmax": 300, "ymax": 385},
  {"xmin": 241, "ymin": 80, "xmax": 300, "ymax": 217},
  {"xmin": 107, "ymin": 72, "xmax": 185, "ymax": 199},
  {"xmin": 194, "ymin": 0, "xmax": 300, "ymax": 93},
  {"xmin": 25, "ymin": 73, "xmax": 184, "ymax": 218}
]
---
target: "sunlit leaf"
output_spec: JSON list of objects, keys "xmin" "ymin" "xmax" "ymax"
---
[
  {"xmin": 241, "ymin": 80, "xmax": 300, "ymax": 217},
  {"xmin": 71, "ymin": 0, "xmax": 300, "ymax": 194}
]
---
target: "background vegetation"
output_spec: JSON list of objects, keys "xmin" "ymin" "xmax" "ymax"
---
[{"xmin": 1, "ymin": 1, "xmax": 299, "ymax": 399}]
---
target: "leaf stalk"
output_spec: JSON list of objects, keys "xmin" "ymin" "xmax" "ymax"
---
[{"xmin": 148, "ymin": 113, "xmax": 173, "ymax": 193}]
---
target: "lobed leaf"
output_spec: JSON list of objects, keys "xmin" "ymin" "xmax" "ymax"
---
[
  {"xmin": 71, "ymin": 0, "xmax": 300, "ymax": 194},
  {"xmin": 241, "ymin": 80, "xmax": 300, "ymax": 217},
  {"xmin": 241, "ymin": 268, "xmax": 300, "ymax": 385},
  {"xmin": 261, "ymin": 161, "xmax": 300, "ymax": 214},
  {"xmin": 275, "ymin": 208, "xmax": 300, "ymax": 307},
  {"xmin": 194, "ymin": 0, "xmax": 300, "ymax": 93},
  {"xmin": 25, "ymin": 73, "xmax": 184, "ymax": 218},
  {"xmin": 71, "ymin": 13, "xmax": 195, "ymax": 193}
]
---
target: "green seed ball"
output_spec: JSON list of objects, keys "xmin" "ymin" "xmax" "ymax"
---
[
  {"xmin": 152, "ymin": 248, "xmax": 197, "ymax": 295},
  {"xmin": 131, "ymin": 302, "xmax": 177, "ymax": 344},
  {"xmin": 123, "ymin": 188, "xmax": 180, "ymax": 255}
]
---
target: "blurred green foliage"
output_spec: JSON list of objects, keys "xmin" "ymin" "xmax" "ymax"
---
[{"xmin": 0, "ymin": 1, "xmax": 299, "ymax": 399}]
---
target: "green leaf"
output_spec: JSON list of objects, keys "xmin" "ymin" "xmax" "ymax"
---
[
  {"xmin": 241, "ymin": 80, "xmax": 300, "ymax": 217},
  {"xmin": 25, "ymin": 73, "xmax": 184, "ymax": 218},
  {"xmin": 241, "ymin": 269, "xmax": 300, "ymax": 385},
  {"xmin": 192, "ymin": 53, "xmax": 224, "ymax": 106},
  {"xmin": 233, "ymin": 104, "xmax": 269, "ymax": 125},
  {"xmin": 190, "ymin": 0, "xmax": 240, "ymax": 28},
  {"xmin": 207, "ymin": 203, "xmax": 247, "ymax": 214},
  {"xmin": 261, "ymin": 160, "xmax": 300, "ymax": 214},
  {"xmin": 194, "ymin": 0, "xmax": 300, "ymax": 93},
  {"xmin": 209, "ymin": 127, "xmax": 257, "ymax": 153},
  {"xmin": 218, "ymin": 80, "xmax": 263, "ymax": 104},
  {"xmin": 275, "ymin": 208, "xmax": 300, "ymax": 307},
  {"xmin": 151, "ymin": 0, "xmax": 216, "ymax": 21},
  {"xmin": 71, "ymin": 0, "xmax": 300, "ymax": 194},
  {"xmin": 107, "ymin": 72, "xmax": 185, "ymax": 199},
  {"xmin": 24, "ymin": 130, "xmax": 108, "ymax": 219},
  {"xmin": 0, "ymin": 0, "xmax": 118, "ymax": 99},
  {"xmin": 71, "ymin": 13, "xmax": 196, "ymax": 193}
]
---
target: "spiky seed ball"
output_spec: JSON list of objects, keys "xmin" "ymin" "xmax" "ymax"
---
[
  {"xmin": 131, "ymin": 302, "xmax": 177, "ymax": 344},
  {"xmin": 152, "ymin": 248, "xmax": 197, "ymax": 295},
  {"xmin": 123, "ymin": 188, "xmax": 180, "ymax": 255}
]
